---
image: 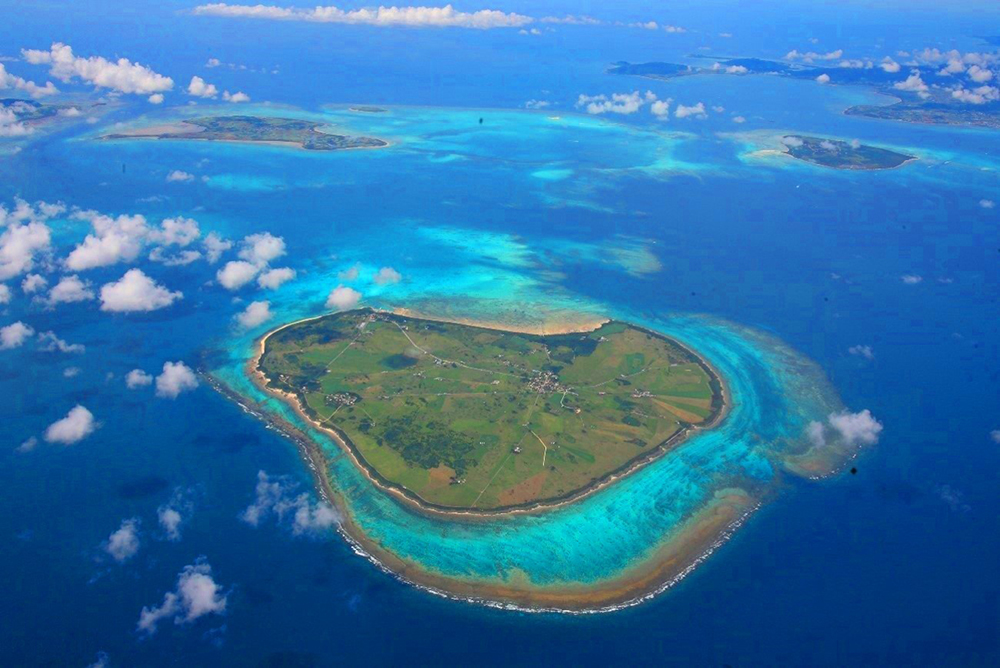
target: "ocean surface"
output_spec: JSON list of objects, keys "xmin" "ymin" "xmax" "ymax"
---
[{"xmin": 2, "ymin": 1, "xmax": 999, "ymax": 665}]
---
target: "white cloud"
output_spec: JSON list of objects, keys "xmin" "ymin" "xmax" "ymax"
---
[
  {"xmin": 44, "ymin": 405, "xmax": 97, "ymax": 444},
  {"xmin": 148, "ymin": 94, "xmax": 164, "ymax": 104},
  {"xmin": 879, "ymin": 58, "xmax": 901, "ymax": 73},
  {"xmin": 782, "ymin": 136, "xmax": 804, "ymax": 148},
  {"xmin": 785, "ymin": 48, "xmax": 842, "ymax": 63},
  {"xmin": 664, "ymin": 25, "xmax": 686, "ymax": 33},
  {"xmin": 848, "ymin": 344, "xmax": 874, "ymax": 360},
  {"xmin": 64, "ymin": 366, "xmax": 81, "ymax": 378},
  {"xmin": 187, "ymin": 75, "xmax": 218, "ymax": 98},
  {"xmin": 104, "ymin": 518, "xmax": 141, "ymax": 562},
  {"xmin": 0, "ymin": 107, "xmax": 33, "ymax": 137},
  {"xmin": 66, "ymin": 211, "xmax": 149, "ymax": 270},
  {"xmin": 16, "ymin": 436, "xmax": 38, "ymax": 453},
  {"xmin": 126, "ymin": 368, "xmax": 153, "ymax": 388},
  {"xmin": 241, "ymin": 470, "xmax": 340, "ymax": 536},
  {"xmin": 257, "ymin": 267, "xmax": 295, "ymax": 289},
  {"xmin": 951, "ymin": 85, "xmax": 999, "ymax": 105},
  {"xmin": 524, "ymin": 99, "xmax": 550, "ymax": 109},
  {"xmin": 576, "ymin": 90, "xmax": 654, "ymax": 115},
  {"xmin": 901, "ymin": 274, "xmax": 922, "ymax": 285},
  {"xmin": 22, "ymin": 43, "xmax": 173, "ymax": 97},
  {"xmin": 894, "ymin": 71, "xmax": 929, "ymax": 94},
  {"xmin": 38, "ymin": 331, "xmax": 85, "ymax": 353},
  {"xmin": 217, "ymin": 260, "xmax": 259, "ymax": 290},
  {"xmin": 137, "ymin": 561, "xmax": 227, "ymax": 635},
  {"xmin": 155, "ymin": 361, "xmax": 198, "ymax": 399},
  {"xmin": 0, "ymin": 283, "xmax": 9, "ymax": 305},
  {"xmin": 338, "ymin": 263, "xmax": 360, "ymax": 281},
  {"xmin": 373, "ymin": 266, "xmax": 401, "ymax": 285},
  {"xmin": 157, "ymin": 490, "xmax": 191, "ymax": 541},
  {"xmin": 1, "ymin": 321, "xmax": 34, "ymax": 349},
  {"xmin": 732, "ymin": 115, "xmax": 746, "ymax": 123},
  {"xmin": 0, "ymin": 219, "xmax": 51, "ymax": 280},
  {"xmin": 539, "ymin": 14, "xmax": 600, "ymax": 25},
  {"xmin": 967, "ymin": 65, "xmax": 993, "ymax": 83},
  {"xmin": 629, "ymin": 21, "xmax": 658, "ymax": 30},
  {"xmin": 100, "ymin": 269, "xmax": 182, "ymax": 312},
  {"xmin": 325, "ymin": 285, "xmax": 361, "ymax": 310},
  {"xmin": 236, "ymin": 300, "xmax": 272, "ymax": 328},
  {"xmin": 0, "ymin": 62, "xmax": 59, "ymax": 98},
  {"xmin": 650, "ymin": 98, "xmax": 672, "ymax": 119},
  {"xmin": 238, "ymin": 232, "xmax": 285, "ymax": 266},
  {"xmin": 990, "ymin": 430, "xmax": 1000, "ymax": 444},
  {"xmin": 675, "ymin": 102, "xmax": 707, "ymax": 119},
  {"xmin": 167, "ymin": 170, "xmax": 195, "ymax": 182},
  {"xmin": 45, "ymin": 275, "xmax": 95, "ymax": 306},
  {"xmin": 806, "ymin": 409, "xmax": 883, "ymax": 449},
  {"xmin": 154, "ymin": 217, "xmax": 200, "ymax": 247},
  {"xmin": 816, "ymin": 73, "xmax": 831, "ymax": 84},
  {"xmin": 222, "ymin": 90, "xmax": 250, "ymax": 103},
  {"xmin": 192, "ymin": 3, "xmax": 533, "ymax": 29},
  {"xmin": 203, "ymin": 232, "xmax": 233, "ymax": 263},
  {"xmin": 980, "ymin": 199, "xmax": 996, "ymax": 209},
  {"xmin": 21, "ymin": 273, "xmax": 47, "ymax": 294}
]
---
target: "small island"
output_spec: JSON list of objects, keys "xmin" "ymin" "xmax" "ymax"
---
[
  {"xmin": 103, "ymin": 115, "xmax": 389, "ymax": 151},
  {"xmin": 255, "ymin": 309, "xmax": 725, "ymax": 513},
  {"xmin": 781, "ymin": 135, "xmax": 915, "ymax": 170},
  {"xmin": 348, "ymin": 106, "xmax": 388, "ymax": 113}
]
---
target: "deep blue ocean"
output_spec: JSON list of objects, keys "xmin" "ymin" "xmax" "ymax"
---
[{"xmin": 2, "ymin": 1, "xmax": 999, "ymax": 665}]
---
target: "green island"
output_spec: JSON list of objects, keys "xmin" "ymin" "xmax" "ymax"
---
[
  {"xmin": 103, "ymin": 115, "xmax": 388, "ymax": 151},
  {"xmin": 782, "ymin": 135, "xmax": 915, "ymax": 170},
  {"xmin": 255, "ymin": 309, "xmax": 725, "ymax": 513}
]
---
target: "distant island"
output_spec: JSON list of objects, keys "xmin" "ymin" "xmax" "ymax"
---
[
  {"xmin": 254, "ymin": 309, "xmax": 725, "ymax": 513},
  {"xmin": 610, "ymin": 57, "xmax": 1000, "ymax": 130},
  {"xmin": 349, "ymin": 106, "xmax": 388, "ymax": 113},
  {"xmin": 781, "ymin": 135, "xmax": 915, "ymax": 170},
  {"xmin": 103, "ymin": 115, "xmax": 389, "ymax": 151}
]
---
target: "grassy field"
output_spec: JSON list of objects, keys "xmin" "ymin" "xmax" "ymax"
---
[{"xmin": 259, "ymin": 310, "xmax": 723, "ymax": 510}]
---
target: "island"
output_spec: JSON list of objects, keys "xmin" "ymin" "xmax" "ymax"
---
[
  {"xmin": 781, "ymin": 135, "xmax": 915, "ymax": 170},
  {"xmin": 254, "ymin": 309, "xmax": 725, "ymax": 513},
  {"xmin": 348, "ymin": 106, "xmax": 388, "ymax": 113},
  {"xmin": 103, "ymin": 115, "xmax": 389, "ymax": 151}
]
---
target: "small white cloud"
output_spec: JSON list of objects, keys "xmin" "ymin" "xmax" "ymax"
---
[
  {"xmin": 732, "ymin": 115, "xmax": 746, "ymax": 123},
  {"xmin": 576, "ymin": 90, "xmax": 653, "ymax": 115},
  {"xmin": 337, "ymin": 263, "xmax": 360, "ymax": 281},
  {"xmin": 816, "ymin": 73, "xmax": 831, "ymax": 84},
  {"xmin": 217, "ymin": 260, "xmax": 259, "ymax": 290},
  {"xmin": 100, "ymin": 269, "xmax": 182, "ymax": 312},
  {"xmin": 1, "ymin": 321, "xmax": 34, "ymax": 349},
  {"xmin": 126, "ymin": 369, "xmax": 153, "ymax": 389},
  {"xmin": 222, "ymin": 90, "xmax": 250, "ymax": 103},
  {"xmin": 901, "ymin": 274, "xmax": 923, "ymax": 285},
  {"xmin": 64, "ymin": 367, "xmax": 81, "ymax": 378},
  {"xmin": 137, "ymin": 561, "xmax": 227, "ymax": 635},
  {"xmin": 187, "ymin": 75, "xmax": 219, "ymax": 98},
  {"xmin": 238, "ymin": 232, "xmax": 285, "ymax": 266},
  {"xmin": 650, "ymin": 98, "xmax": 672, "ymax": 119},
  {"xmin": 21, "ymin": 273, "xmax": 47, "ymax": 294},
  {"xmin": 44, "ymin": 405, "xmax": 97, "ymax": 444},
  {"xmin": 848, "ymin": 344, "xmax": 874, "ymax": 360},
  {"xmin": 0, "ymin": 283, "xmax": 9, "ymax": 305},
  {"xmin": 167, "ymin": 170, "xmax": 195, "ymax": 183},
  {"xmin": 16, "ymin": 436, "xmax": 38, "ymax": 453},
  {"xmin": 0, "ymin": 219, "xmax": 52, "ymax": 280},
  {"xmin": 235, "ymin": 300, "xmax": 272, "ymax": 328},
  {"xmin": 148, "ymin": 94, "xmax": 165, "ymax": 104},
  {"xmin": 45, "ymin": 275, "xmax": 95, "ymax": 306},
  {"xmin": 675, "ymin": 102, "xmax": 707, "ymax": 119},
  {"xmin": 373, "ymin": 266, "xmax": 401, "ymax": 285},
  {"xmin": 257, "ymin": 267, "xmax": 295, "ymax": 290},
  {"xmin": 990, "ymin": 430, "xmax": 1000, "ymax": 444},
  {"xmin": 325, "ymin": 285, "xmax": 361, "ymax": 310},
  {"xmin": 104, "ymin": 518, "xmax": 141, "ymax": 563},
  {"xmin": 894, "ymin": 71, "xmax": 929, "ymax": 94},
  {"xmin": 806, "ymin": 409, "xmax": 883, "ymax": 449},
  {"xmin": 664, "ymin": 24, "xmax": 686, "ymax": 33},
  {"xmin": 524, "ymin": 99, "xmax": 550, "ymax": 109},
  {"xmin": 241, "ymin": 470, "xmax": 340, "ymax": 536},
  {"xmin": 880, "ymin": 58, "xmax": 901, "ymax": 73},
  {"xmin": 192, "ymin": 3, "xmax": 533, "ymax": 29},
  {"xmin": 203, "ymin": 232, "xmax": 233, "ymax": 263},
  {"xmin": 980, "ymin": 199, "xmax": 996, "ymax": 209},
  {"xmin": 38, "ymin": 331, "xmax": 85, "ymax": 353},
  {"xmin": 155, "ymin": 361, "xmax": 198, "ymax": 399}
]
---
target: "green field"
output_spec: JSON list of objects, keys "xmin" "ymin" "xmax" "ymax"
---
[{"xmin": 258, "ymin": 310, "xmax": 723, "ymax": 510}]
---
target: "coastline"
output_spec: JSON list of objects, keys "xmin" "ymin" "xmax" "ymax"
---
[
  {"xmin": 249, "ymin": 307, "xmax": 731, "ymax": 520},
  {"xmin": 212, "ymin": 350, "xmax": 752, "ymax": 612}
]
